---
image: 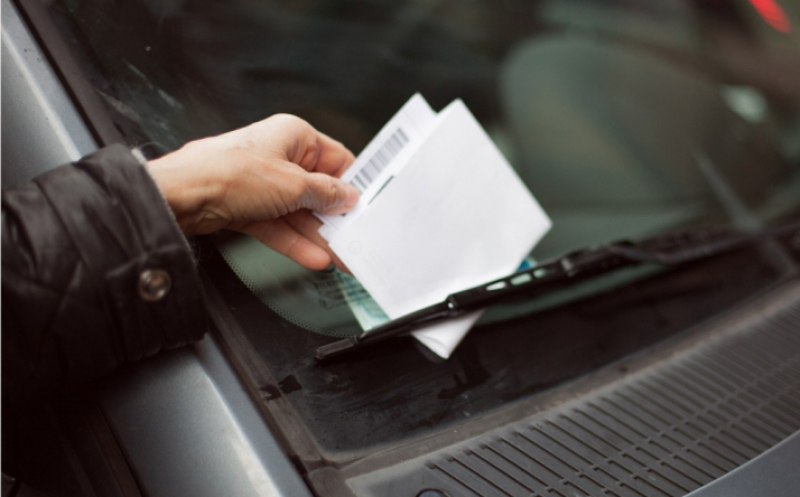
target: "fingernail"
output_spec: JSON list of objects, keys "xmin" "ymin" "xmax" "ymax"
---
[{"xmin": 344, "ymin": 184, "xmax": 360, "ymax": 207}]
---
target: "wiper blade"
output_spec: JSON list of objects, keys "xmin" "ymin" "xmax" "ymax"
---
[{"xmin": 316, "ymin": 221, "xmax": 800, "ymax": 361}]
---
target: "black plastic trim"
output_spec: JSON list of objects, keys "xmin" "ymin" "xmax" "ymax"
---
[{"xmin": 685, "ymin": 430, "xmax": 800, "ymax": 497}]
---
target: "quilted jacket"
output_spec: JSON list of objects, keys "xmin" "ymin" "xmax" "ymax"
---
[{"xmin": 1, "ymin": 145, "xmax": 208, "ymax": 398}]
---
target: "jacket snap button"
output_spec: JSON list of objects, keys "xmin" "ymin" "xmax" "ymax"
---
[{"xmin": 138, "ymin": 269, "xmax": 171, "ymax": 302}]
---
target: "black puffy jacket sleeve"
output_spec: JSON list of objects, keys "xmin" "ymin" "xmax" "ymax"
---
[{"xmin": 2, "ymin": 145, "xmax": 208, "ymax": 396}]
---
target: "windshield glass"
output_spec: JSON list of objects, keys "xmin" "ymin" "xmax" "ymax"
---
[
  {"xmin": 47, "ymin": 0, "xmax": 800, "ymax": 336},
  {"xmin": 43, "ymin": 0, "xmax": 800, "ymax": 459}
]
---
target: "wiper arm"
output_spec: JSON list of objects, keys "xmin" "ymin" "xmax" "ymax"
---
[{"xmin": 316, "ymin": 221, "xmax": 800, "ymax": 361}]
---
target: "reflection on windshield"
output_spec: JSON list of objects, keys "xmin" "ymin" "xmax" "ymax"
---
[{"xmin": 50, "ymin": 0, "xmax": 800, "ymax": 333}]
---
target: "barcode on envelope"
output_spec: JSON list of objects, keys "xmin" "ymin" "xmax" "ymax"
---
[{"xmin": 350, "ymin": 128, "xmax": 409, "ymax": 192}]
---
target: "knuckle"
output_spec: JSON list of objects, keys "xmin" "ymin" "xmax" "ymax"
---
[
  {"xmin": 270, "ymin": 113, "xmax": 310, "ymax": 132},
  {"xmin": 289, "ymin": 177, "xmax": 309, "ymax": 203},
  {"xmin": 305, "ymin": 139, "xmax": 319, "ymax": 159},
  {"xmin": 305, "ymin": 175, "xmax": 340, "ymax": 210},
  {"xmin": 325, "ymin": 179, "xmax": 341, "ymax": 204}
]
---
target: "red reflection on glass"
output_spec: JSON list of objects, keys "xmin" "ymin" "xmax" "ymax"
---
[{"xmin": 747, "ymin": 0, "xmax": 792, "ymax": 33}]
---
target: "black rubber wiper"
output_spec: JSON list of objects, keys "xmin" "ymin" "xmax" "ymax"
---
[{"xmin": 316, "ymin": 220, "xmax": 800, "ymax": 361}]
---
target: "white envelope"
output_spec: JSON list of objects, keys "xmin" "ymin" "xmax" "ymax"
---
[{"xmin": 321, "ymin": 96, "xmax": 551, "ymax": 358}]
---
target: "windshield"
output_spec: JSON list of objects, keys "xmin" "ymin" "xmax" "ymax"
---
[
  {"xmin": 48, "ymin": 0, "xmax": 800, "ymax": 333},
  {"xmin": 43, "ymin": 0, "xmax": 800, "ymax": 458}
]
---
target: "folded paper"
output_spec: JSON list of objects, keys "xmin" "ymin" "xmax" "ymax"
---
[{"xmin": 319, "ymin": 94, "xmax": 551, "ymax": 358}]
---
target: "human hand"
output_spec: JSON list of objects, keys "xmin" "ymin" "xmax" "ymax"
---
[{"xmin": 147, "ymin": 114, "xmax": 359, "ymax": 271}]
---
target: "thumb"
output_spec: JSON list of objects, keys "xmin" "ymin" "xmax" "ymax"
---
[{"xmin": 300, "ymin": 172, "xmax": 360, "ymax": 214}]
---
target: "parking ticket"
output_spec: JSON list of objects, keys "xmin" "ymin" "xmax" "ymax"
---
[
  {"xmin": 317, "ymin": 93, "xmax": 438, "ymax": 238},
  {"xmin": 318, "ymin": 94, "xmax": 551, "ymax": 358}
]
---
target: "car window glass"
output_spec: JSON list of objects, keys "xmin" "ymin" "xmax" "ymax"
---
[{"xmin": 47, "ymin": 0, "xmax": 800, "ymax": 334}]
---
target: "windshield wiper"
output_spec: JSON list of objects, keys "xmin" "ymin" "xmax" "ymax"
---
[{"xmin": 316, "ymin": 220, "xmax": 800, "ymax": 361}]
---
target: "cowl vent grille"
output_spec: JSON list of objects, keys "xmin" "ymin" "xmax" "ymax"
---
[{"xmin": 351, "ymin": 294, "xmax": 800, "ymax": 497}]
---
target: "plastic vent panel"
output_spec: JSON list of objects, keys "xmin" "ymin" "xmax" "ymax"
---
[{"xmin": 350, "ymin": 296, "xmax": 800, "ymax": 497}]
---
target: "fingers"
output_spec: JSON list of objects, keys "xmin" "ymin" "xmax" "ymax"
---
[
  {"xmin": 239, "ymin": 114, "xmax": 359, "ymax": 215},
  {"xmin": 202, "ymin": 114, "xmax": 360, "ymax": 271},
  {"xmin": 239, "ymin": 219, "xmax": 332, "ymax": 271},
  {"xmin": 283, "ymin": 210, "xmax": 350, "ymax": 273},
  {"xmin": 261, "ymin": 114, "xmax": 356, "ymax": 176},
  {"xmin": 298, "ymin": 172, "xmax": 360, "ymax": 215},
  {"xmin": 310, "ymin": 131, "xmax": 356, "ymax": 177}
]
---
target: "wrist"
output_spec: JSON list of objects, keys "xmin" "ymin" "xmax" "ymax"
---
[{"xmin": 147, "ymin": 141, "xmax": 227, "ymax": 235}]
